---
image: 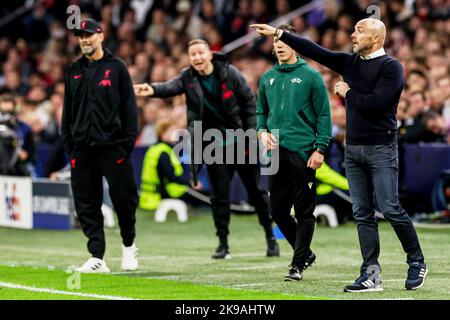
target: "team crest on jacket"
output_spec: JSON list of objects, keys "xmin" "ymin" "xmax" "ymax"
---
[
  {"xmin": 98, "ymin": 68, "xmax": 112, "ymax": 87},
  {"xmin": 291, "ymin": 78, "xmax": 302, "ymax": 84}
]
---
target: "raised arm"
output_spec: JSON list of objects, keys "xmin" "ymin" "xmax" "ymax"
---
[
  {"xmin": 134, "ymin": 72, "xmax": 186, "ymax": 99},
  {"xmin": 251, "ymin": 24, "xmax": 351, "ymax": 75}
]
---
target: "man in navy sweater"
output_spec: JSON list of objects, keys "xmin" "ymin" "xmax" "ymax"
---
[{"xmin": 252, "ymin": 19, "xmax": 427, "ymax": 292}]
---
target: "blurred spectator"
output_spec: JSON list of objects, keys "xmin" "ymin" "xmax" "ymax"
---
[
  {"xmin": 423, "ymin": 110, "xmax": 450, "ymax": 144},
  {"xmin": 0, "ymin": 70, "xmax": 29, "ymax": 96},
  {"xmin": 136, "ymin": 100, "xmax": 160, "ymax": 146},
  {"xmin": 172, "ymin": 0, "xmax": 203, "ymax": 40},
  {"xmin": 399, "ymin": 90, "xmax": 441, "ymax": 143},
  {"xmin": 0, "ymin": 94, "xmax": 36, "ymax": 176},
  {"xmin": 22, "ymin": 3, "xmax": 53, "ymax": 51}
]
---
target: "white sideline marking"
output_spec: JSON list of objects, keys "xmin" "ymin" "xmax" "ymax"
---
[
  {"xmin": 0, "ymin": 245, "xmax": 86, "ymax": 257},
  {"xmin": 0, "ymin": 281, "xmax": 137, "ymax": 300},
  {"xmin": 226, "ymin": 264, "xmax": 284, "ymax": 271}
]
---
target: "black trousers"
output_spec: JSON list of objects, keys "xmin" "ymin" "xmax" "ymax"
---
[
  {"xmin": 269, "ymin": 146, "xmax": 316, "ymax": 269},
  {"xmin": 71, "ymin": 145, "xmax": 138, "ymax": 259},
  {"xmin": 206, "ymin": 161, "xmax": 273, "ymax": 243}
]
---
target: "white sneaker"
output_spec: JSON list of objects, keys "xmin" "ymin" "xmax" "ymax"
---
[
  {"xmin": 76, "ymin": 257, "xmax": 110, "ymax": 273},
  {"xmin": 121, "ymin": 243, "xmax": 138, "ymax": 271}
]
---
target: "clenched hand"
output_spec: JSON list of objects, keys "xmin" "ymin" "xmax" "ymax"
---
[{"xmin": 133, "ymin": 83, "xmax": 154, "ymax": 96}]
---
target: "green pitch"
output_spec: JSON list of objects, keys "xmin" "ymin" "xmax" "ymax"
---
[{"xmin": 0, "ymin": 208, "xmax": 449, "ymax": 300}]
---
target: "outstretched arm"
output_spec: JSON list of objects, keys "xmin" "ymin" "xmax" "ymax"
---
[
  {"xmin": 133, "ymin": 74, "xmax": 185, "ymax": 98},
  {"xmin": 250, "ymin": 24, "xmax": 351, "ymax": 75}
]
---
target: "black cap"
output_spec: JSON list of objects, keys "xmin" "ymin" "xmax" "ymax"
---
[{"xmin": 73, "ymin": 19, "xmax": 102, "ymax": 36}]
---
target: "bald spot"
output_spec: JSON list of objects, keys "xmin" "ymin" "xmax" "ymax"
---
[{"xmin": 358, "ymin": 18, "xmax": 386, "ymax": 45}]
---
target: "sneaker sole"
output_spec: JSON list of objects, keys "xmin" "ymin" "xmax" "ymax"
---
[
  {"xmin": 212, "ymin": 254, "xmax": 231, "ymax": 260},
  {"xmin": 121, "ymin": 266, "xmax": 139, "ymax": 271},
  {"xmin": 284, "ymin": 277, "xmax": 302, "ymax": 282},
  {"xmin": 344, "ymin": 286, "xmax": 384, "ymax": 293},
  {"xmin": 266, "ymin": 253, "xmax": 280, "ymax": 257},
  {"xmin": 406, "ymin": 268, "xmax": 428, "ymax": 290},
  {"xmin": 76, "ymin": 268, "xmax": 110, "ymax": 274}
]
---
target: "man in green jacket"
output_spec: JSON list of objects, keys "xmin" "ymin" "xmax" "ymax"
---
[{"xmin": 257, "ymin": 25, "xmax": 332, "ymax": 281}]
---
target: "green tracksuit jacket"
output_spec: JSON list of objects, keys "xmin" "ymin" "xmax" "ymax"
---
[{"xmin": 257, "ymin": 57, "xmax": 332, "ymax": 161}]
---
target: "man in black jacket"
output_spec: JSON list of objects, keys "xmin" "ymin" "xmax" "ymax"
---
[
  {"xmin": 134, "ymin": 39, "xmax": 279, "ymax": 259},
  {"xmin": 62, "ymin": 19, "xmax": 139, "ymax": 273},
  {"xmin": 252, "ymin": 19, "xmax": 427, "ymax": 291}
]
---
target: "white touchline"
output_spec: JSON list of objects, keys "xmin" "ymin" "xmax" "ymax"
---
[{"xmin": 0, "ymin": 281, "xmax": 138, "ymax": 300}]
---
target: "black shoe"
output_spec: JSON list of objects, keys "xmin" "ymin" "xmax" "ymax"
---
[
  {"xmin": 266, "ymin": 237, "xmax": 280, "ymax": 257},
  {"xmin": 284, "ymin": 265, "xmax": 303, "ymax": 281},
  {"xmin": 343, "ymin": 273, "xmax": 383, "ymax": 292},
  {"xmin": 303, "ymin": 251, "xmax": 316, "ymax": 271},
  {"xmin": 405, "ymin": 262, "xmax": 428, "ymax": 290},
  {"xmin": 211, "ymin": 244, "xmax": 230, "ymax": 259}
]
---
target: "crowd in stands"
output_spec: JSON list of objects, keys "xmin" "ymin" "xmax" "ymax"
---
[{"xmin": 0, "ymin": 0, "xmax": 449, "ymax": 182}]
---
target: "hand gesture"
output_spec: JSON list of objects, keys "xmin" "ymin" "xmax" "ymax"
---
[
  {"xmin": 133, "ymin": 83, "xmax": 154, "ymax": 96},
  {"xmin": 250, "ymin": 24, "xmax": 277, "ymax": 37},
  {"xmin": 334, "ymin": 81, "xmax": 350, "ymax": 98}
]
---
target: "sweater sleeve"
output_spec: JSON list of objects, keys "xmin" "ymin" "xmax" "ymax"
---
[
  {"xmin": 280, "ymin": 32, "xmax": 352, "ymax": 75},
  {"xmin": 345, "ymin": 60, "xmax": 404, "ymax": 112},
  {"xmin": 256, "ymin": 76, "xmax": 269, "ymax": 132},
  {"xmin": 311, "ymin": 73, "xmax": 332, "ymax": 151}
]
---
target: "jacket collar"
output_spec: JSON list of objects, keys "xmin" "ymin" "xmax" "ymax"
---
[
  {"xmin": 80, "ymin": 47, "xmax": 113, "ymax": 65},
  {"xmin": 274, "ymin": 56, "xmax": 306, "ymax": 73},
  {"xmin": 360, "ymin": 47, "xmax": 386, "ymax": 60}
]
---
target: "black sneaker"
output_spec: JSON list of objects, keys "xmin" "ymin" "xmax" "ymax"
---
[
  {"xmin": 266, "ymin": 237, "xmax": 280, "ymax": 257},
  {"xmin": 405, "ymin": 262, "xmax": 428, "ymax": 290},
  {"xmin": 211, "ymin": 244, "xmax": 230, "ymax": 259},
  {"xmin": 304, "ymin": 251, "xmax": 316, "ymax": 271},
  {"xmin": 344, "ymin": 273, "xmax": 383, "ymax": 292},
  {"xmin": 284, "ymin": 265, "xmax": 303, "ymax": 281}
]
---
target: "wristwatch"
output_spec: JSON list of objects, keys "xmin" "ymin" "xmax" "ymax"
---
[{"xmin": 315, "ymin": 147, "xmax": 326, "ymax": 155}]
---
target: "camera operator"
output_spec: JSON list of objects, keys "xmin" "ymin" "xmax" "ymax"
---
[{"xmin": 0, "ymin": 94, "xmax": 36, "ymax": 176}]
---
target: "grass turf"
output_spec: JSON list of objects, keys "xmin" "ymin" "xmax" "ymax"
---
[{"xmin": 0, "ymin": 208, "xmax": 449, "ymax": 300}]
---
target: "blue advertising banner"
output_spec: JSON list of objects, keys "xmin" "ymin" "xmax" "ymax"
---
[{"xmin": 32, "ymin": 179, "xmax": 75, "ymax": 230}]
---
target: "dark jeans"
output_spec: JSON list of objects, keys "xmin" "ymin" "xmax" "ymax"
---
[
  {"xmin": 206, "ymin": 161, "xmax": 273, "ymax": 244},
  {"xmin": 268, "ymin": 147, "xmax": 316, "ymax": 269},
  {"xmin": 71, "ymin": 145, "xmax": 138, "ymax": 259},
  {"xmin": 345, "ymin": 144, "xmax": 425, "ymax": 274}
]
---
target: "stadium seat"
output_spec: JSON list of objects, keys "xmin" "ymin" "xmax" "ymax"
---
[
  {"xmin": 288, "ymin": 204, "xmax": 339, "ymax": 228},
  {"xmin": 101, "ymin": 204, "xmax": 116, "ymax": 228},
  {"xmin": 313, "ymin": 204, "xmax": 339, "ymax": 228},
  {"xmin": 155, "ymin": 199, "xmax": 188, "ymax": 223}
]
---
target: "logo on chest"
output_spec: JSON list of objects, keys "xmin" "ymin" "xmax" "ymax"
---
[
  {"xmin": 291, "ymin": 78, "xmax": 302, "ymax": 84},
  {"xmin": 98, "ymin": 68, "xmax": 112, "ymax": 87}
]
